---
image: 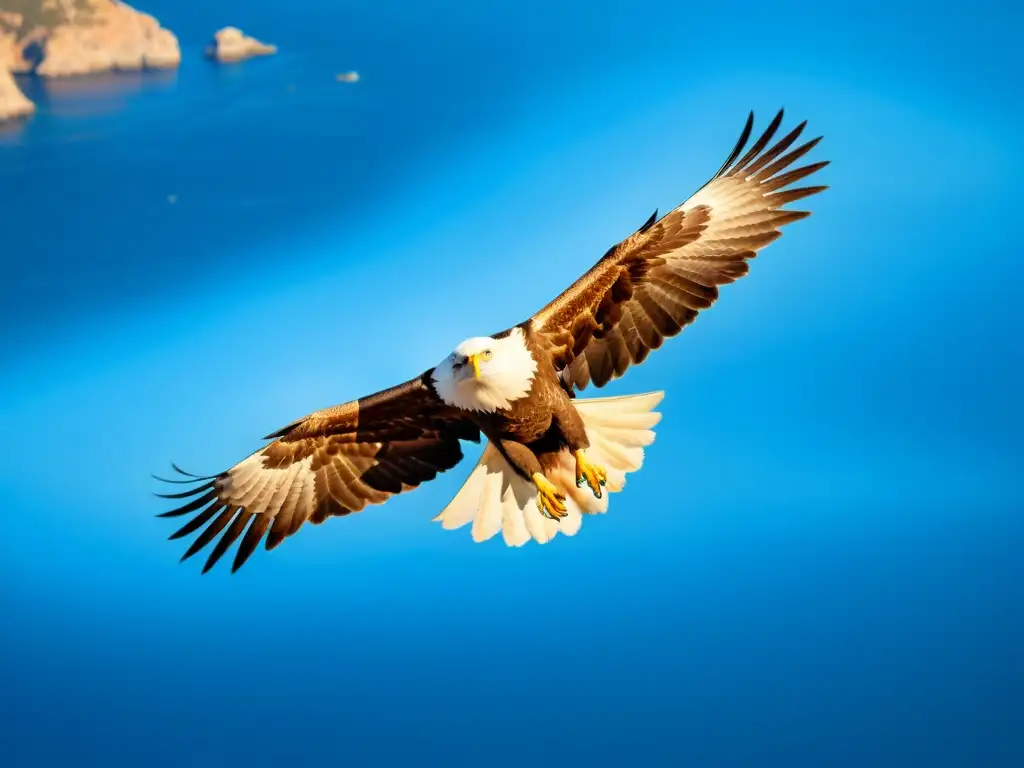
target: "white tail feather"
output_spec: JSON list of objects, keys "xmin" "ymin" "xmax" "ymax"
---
[{"xmin": 432, "ymin": 391, "xmax": 663, "ymax": 545}]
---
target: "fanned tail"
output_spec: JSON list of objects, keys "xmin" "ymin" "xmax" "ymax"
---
[{"xmin": 433, "ymin": 391, "xmax": 663, "ymax": 545}]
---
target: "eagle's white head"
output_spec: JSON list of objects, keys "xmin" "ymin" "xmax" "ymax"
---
[{"xmin": 432, "ymin": 327, "xmax": 538, "ymax": 413}]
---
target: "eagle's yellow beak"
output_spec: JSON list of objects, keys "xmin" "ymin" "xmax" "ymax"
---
[{"xmin": 468, "ymin": 353, "xmax": 483, "ymax": 379}]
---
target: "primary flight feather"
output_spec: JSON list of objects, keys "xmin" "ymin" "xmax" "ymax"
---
[{"xmin": 156, "ymin": 109, "xmax": 829, "ymax": 573}]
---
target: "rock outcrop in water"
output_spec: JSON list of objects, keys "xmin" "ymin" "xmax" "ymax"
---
[
  {"xmin": 0, "ymin": 33, "xmax": 33, "ymax": 120},
  {"xmin": 205, "ymin": 27, "xmax": 276, "ymax": 63},
  {"xmin": 0, "ymin": 1, "xmax": 179, "ymax": 80}
]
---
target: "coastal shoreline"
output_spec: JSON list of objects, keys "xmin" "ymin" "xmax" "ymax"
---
[{"xmin": 0, "ymin": 1, "xmax": 283, "ymax": 123}]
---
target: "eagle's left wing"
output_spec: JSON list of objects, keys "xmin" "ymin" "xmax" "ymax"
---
[
  {"xmin": 529, "ymin": 109, "xmax": 828, "ymax": 391},
  {"xmin": 156, "ymin": 372, "xmax": 479, "ymax": 573}
]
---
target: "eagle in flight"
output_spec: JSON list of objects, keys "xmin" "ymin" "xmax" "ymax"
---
[{"xmin": 157, "ymin": 109, "xmax": 828, "ymax": 573}]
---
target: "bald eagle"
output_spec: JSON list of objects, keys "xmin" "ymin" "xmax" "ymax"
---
[{"xmin": 157, "ymin": 109, "xmax": 828, "ymax": 573}]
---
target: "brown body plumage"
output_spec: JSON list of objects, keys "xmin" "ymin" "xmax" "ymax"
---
[
  {"xmin": 156, "ymin": 109, "xmax": 829, "ymax": 572},
  {"xmin": 469, "ymin": 326, "xmax": 591, "ymax": 478}
]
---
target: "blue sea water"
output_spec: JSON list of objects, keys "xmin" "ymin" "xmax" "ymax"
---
[{"xmin": 1, "ymin": 1, "xmax": 1022, "ymax": 765}]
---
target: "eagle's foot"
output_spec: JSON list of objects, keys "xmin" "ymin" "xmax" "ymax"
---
[
  {"xmin": 532, "ymin": 473, "xmax": 567, "ymax": 521},
  {"xmin": 574, "ymin": 450, "xmax": 607, "ymax": 499}
]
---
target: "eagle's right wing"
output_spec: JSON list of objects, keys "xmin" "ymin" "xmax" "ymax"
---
[
  {"xmin": 530, "ymin": 109, "xmax": 829, "ymax": 391},
  {"xmin": 156, "ymin": 373, "xmax": 480, "ymax": 573}
]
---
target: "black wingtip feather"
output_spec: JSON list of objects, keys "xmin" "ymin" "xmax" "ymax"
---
[
  {"xmin": 152, "ymin": 473, "xmax": 205, "ymax": 485},
  {"xmin": 170, "ymin": 462, "xmax": 217, "ymax": 480},
  {"xmin": 152, "ymin": 462, "xmax": 221, "ymax": 485},
  {"xmin": 232, "ymin": 515, "xmax": 271, "ymax": 573},
  {"xmin": 743, "ymin": 121, "xmax": 810, "ymax": 178},
  {"xmin": 156, "ymin": 488, "xmax": 218, "ymax": 518},
  {"xmin": 712, "ymin": 110, "xmax": 755, "ymax": 181},
  {"xmin": 638, "ymin": 209, "xmax": 658, "ymax": 233},
  {"xmin": 202, "ymin": 511, "xmax": 252, "ymax": 573},
  {"xmin": 765, "ymin": 184, "xmax": 829, "ymax": 205},
  {"xmin": 153, "ymin": 480, "xmax": 216, "ymax": 500},
  {"xmin": 178, "ymin": 507, "xmax": 236, "ymax": 563},
  {"xmin": 168, "ymin": 504, "xmax": 223, "ymax": 541},
  {"xmin": 262, "ymin": 417, "xmax": 306, "ymax": 441},
  {"xmin": 731, "ymin": 109, "xmax": 785, "ymax": 174},
  {"xmin": 754, "ymin": 136, "xmax": 823, "ymax": 182},
  {"xmin": 766, "ymin": 160, "xmax": 831, "ymax": 190}
]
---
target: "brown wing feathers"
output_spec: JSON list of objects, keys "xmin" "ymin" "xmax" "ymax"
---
[
  {"xmin": 531, "ymin": 108, "xmax": 828, "ymax": 391},
  {"xmin": 156, "ymin": 374, "xmax": 479, "ymax": 573}
]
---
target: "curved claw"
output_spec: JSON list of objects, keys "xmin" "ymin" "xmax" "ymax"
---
[
  {"xmin": 532, "ymin": 473, "xmax": 567, "ymax": 521},
  {"xmin": 574, "ymin": 450, "xmax": 608, "ymax": 500}
]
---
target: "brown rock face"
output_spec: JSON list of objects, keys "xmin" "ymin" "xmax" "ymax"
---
[
  {"xmin": 37, "ymin": 1, "xmax": 180, "ymax": 76},
  {"xmin": 0, "ymin": 11, "xmax": 27, "ymax": 71},
  {"xmin": 206, "ymin": 26, "xmax": 276, "ymax": 63},
  {"xmin": 0, "ymin": 1, "xmax": 180, "ymax": 78},
  {"xmin": 0, "ymin": 10, "xmax": 22, "ymax": 35},
  {"xmin": 0, "ymin": 34, "xmax": 34, "ymax": 121}
]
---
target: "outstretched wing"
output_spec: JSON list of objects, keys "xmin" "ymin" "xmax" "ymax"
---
[
  {"xmin": 156, "ymin": 372, "xmax": 479, "ymax": 573},
  {"xmin": 530, "ymin": 109, "xmax": 828, "ymax": 391}
]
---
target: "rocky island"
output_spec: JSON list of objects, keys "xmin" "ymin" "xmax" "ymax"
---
[
  {"xmin": 205, "ymin": 26, "xmax": 276, "ymax": 64},
  {"xmin": 1, "ymin": 0, "xmax": 179, "ymax": 121},
  {"xmin": 1, "ymin": 1, "xmax": 179, "ymax": 75}
]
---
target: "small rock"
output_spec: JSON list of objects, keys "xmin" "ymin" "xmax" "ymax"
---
[
  {"xmin": 206, "ymin": 27, "xmax": 277, "ymax": 63},
  {"xmin": 336, "ymin": 71, "xmax": 359, "ymax": 83}
]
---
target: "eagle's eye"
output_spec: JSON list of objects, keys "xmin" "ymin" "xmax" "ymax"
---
[{"xmin": 481, "ymin": 350, "xmax": 493, "ymax": 361}]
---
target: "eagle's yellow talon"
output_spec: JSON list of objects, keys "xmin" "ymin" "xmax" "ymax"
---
[
  {"xmin": 574, "ymin": 450, "xmax": 607, "ymax": 499},
  {"xmin": 532, "ymin": 472, "xmax": 567, "ymax": 521}
]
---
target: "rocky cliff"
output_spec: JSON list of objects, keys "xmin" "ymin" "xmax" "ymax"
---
[
  {"xmin": 0, "ymin": 1, "xmax": 179, "ymax": 78},
  {"xmin": 0, "ymin": 32, "xmax": 33, "ymax": 120},
  {"xmin": 0, "ymin": 1, "xmax": 182, "ymax": 121}
]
